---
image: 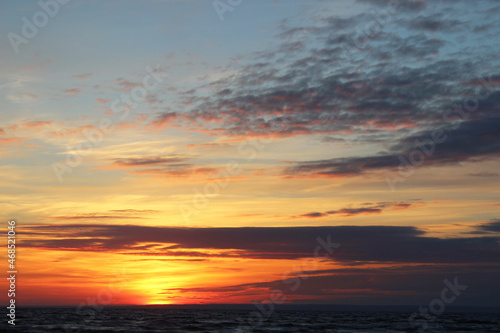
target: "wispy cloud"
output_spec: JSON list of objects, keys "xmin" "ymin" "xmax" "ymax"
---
[
  {"xmin": 97, "ymin": 155, "xmax": 221, "ymax": 179},
  {"xmin": 7, "ymin": 92, "xmax": 39, "ymax": 103},
  {"xmin": 40, "ymin": 209, "xmax": 159, "ymax": 221},
  {"xmin": 72, "ymin": 73, "xmax": 93, "ymax": 79},
  {"xmin": 296, "ymin": 201, "xmax": 421, "ymax": 218},
  {"xmin": 63, "ymin": 88, "xmax": 82, "ymax": 96}
]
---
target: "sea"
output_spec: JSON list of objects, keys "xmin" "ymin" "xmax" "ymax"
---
[{"xmin": 6, "ymin": 306, "xmax": 500, "ymax": 332}]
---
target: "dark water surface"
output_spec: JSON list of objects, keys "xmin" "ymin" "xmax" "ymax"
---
[{"xmin": 7, "ymin": 307, "xmax": 500, "ymax": 332}]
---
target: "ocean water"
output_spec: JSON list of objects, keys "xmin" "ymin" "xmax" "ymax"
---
[{"xmin": 10, "ymin": 307, "xmax": 500, "ymax": 332}]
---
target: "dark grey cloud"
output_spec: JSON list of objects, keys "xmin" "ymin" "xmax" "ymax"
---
[
  {"xmin": 108, "ymin": 156, "xmax": 189, "ymax": 167},
  {"xmin": 163, "ymin": 264, "xmax": 500, "ymax": 306},
  {"xmin": 22, "ymin": 224, "xmax": 500, "ymax": 264},
  {"xmin": 408, "ymin": 14, "xmax": 463, "ymax": 32},
  {"xmin": 23, "ymin": 221, "xmax": 500, "ymax": 306},
  {"xmin": 284, "ymin": 118, "xmax": 500, "ymax": 177},
  {"xmin": 298, "ymin": 201, "xmax": 418, "ymax": 218},
  {"xmin": 477, "ymin": 219, "xmax": 500, "ymax": 233},
  {"xmin": 356, "ymin": 0, "xmax": 427, "ymax": 12}
]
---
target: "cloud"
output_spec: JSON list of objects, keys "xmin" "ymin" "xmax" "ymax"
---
[
  {"xmin": 185, "ymin": 143, "xmax": 229, "ymax": 149},
  {"xmin": 97, "ymin": 155, "xmax": 221, "ymax": 178},
  {"xmin": 284, "ymin": 118, "xmax": 500, "ymax": 178},
  {"xmin": 356, "ymin": 0, "xmax": 427, "ymax": 11},
  {"xmin": 142, "ymin": 1, "xmax": 499, "ymax": 144},
  {"xmin": 104, "ymin": 156, "xmax": 189, "ymax": 168},
  {"xmin": 40, "ymin": 209, "xmax": 159, "ymax": 221},
  {"xmin": 7, "ymin": 93, "xmax": 39, "ymax": 103},
  {"xmin": 22, "ymin": 120, "xmax": 53, "ymax": 129},
  {"xmin": 164, "ymin": 263, "xmax": 500, "ymax": 306},
  {"xmin": 50, "ymin": 125, "xmax": 94, "ymax": 138},
  {"xmin": 477, "ymin": 219, "xmax": 500, "ymax": 233},
  {"xmin": 147, "ymin": 112, "xmax": 178, "ymax": 130},
  {"xmin": 297, "ymin": 201, "xmax": 420, "ymax": 218},
  {"xmin": 130, "ymin": 167, "xmax": 220, "ymax": 178},
  {"xmin": 41, "ymin": 215, "xmax": 140, "ymax": 220},
  {"xmin": 21, "ymin": 224, "xmax": 500, "ymax": 264},
  {"xmin": 64, "ymin": 88, "xmax": 82, "ymax": 96},
  {"xmin": 0, "ymin": 137, "xmax": 24, "ymax": 145},
  {"xmin": 95, "ymin": 97, "xmax": 111, "ymax": 104},
  {"xmin": 408, "ymin": 14, "xmax": 463, "ymax": 32},
  {"xmin": 108, "ymin": 209, "xmax": 159, "ymax": 214},
  {"xmin": 113, "ymin": 78, "xmax": 142, "ymax": 91},
  {"xmin": 72, "ymin": 73, "xmax": 93, "ymax": 79},
  {"xmin": 467, "ymin": 172, "xmax": 499, "ymax": 177}
]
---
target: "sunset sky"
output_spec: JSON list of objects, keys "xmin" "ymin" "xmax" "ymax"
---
[{"xmin": 1, "ymin": 0, "xmax": 500, "ymax": 307}]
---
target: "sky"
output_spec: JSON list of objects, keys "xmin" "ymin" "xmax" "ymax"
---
[{"xmin": 0, "ymin": 0, "xmax": 499, "ymax": 307}]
